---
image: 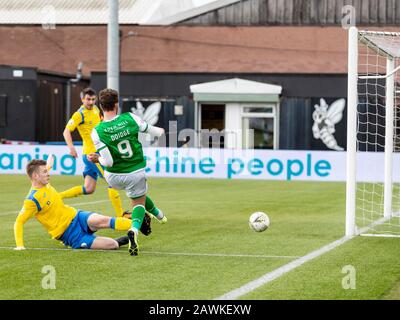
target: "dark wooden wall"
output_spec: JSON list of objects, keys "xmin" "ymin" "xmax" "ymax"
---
[
  {"xmin": 36, "ymin": 75, "xmax": 89, "ymax": 143},
  {"xmin": 181, "ymin": 0, "xmax": 400, "ymax": 26}
]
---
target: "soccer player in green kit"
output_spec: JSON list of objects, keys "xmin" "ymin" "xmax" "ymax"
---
[{"xmin": 88, "ymin": 89, "xmax": 167, "ymax": 256}]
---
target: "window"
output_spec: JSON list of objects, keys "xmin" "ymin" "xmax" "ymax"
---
[
  {"xmin": 241, "ymin": 104, "xmax": 277, "ymax": 149},
  {"xmin": 243, "ymin": 106, "xmax": 273, "ymax": 114}
]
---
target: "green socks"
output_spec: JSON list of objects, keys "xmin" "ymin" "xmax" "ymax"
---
[
  {"xmin": 145, "ymin": 195, "xmax": 163, "ymax": 219},
  {"xmin": 131, "ymin": 205, "xmax": 146, "ymax": 232}
]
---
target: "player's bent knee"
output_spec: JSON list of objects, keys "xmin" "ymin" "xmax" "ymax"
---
[
  {"xmin": 85, "ymin": 187, "xmax": 96, "ymax": 194},
  {"xmin": 91, "ymin": 237, "xmax": 119, "ymax": 250},
  {"xmin": 88, "ymin": 213, "xmax": 111, "ymax": 230},
  {"xmin": 103, "ymin": 239, "xmax": 119, "ymax": 250},
  {"xmin": 110, "ymin": 240, "xmax": 119, "ymax": 250},
  {"xmin": 100, "ymin": 215, "xmax": 112, "ymax": 228},
  {"xmin": 103, "ymin": 238, "xmax": 119, "ymax": 250}
]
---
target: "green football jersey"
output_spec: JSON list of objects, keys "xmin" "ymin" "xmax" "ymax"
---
[{"xmin": 93, "ymin": 112, "xmax": 148, "ymax": 173}]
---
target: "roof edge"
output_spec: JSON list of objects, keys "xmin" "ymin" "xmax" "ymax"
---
[{"xmin": 146, "ymin": 0, "xmax": 241, "ymax": 25}]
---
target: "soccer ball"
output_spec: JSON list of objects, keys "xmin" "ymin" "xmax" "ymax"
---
[{"xmin": 249, "ymin": 212, "xmax": 270, "ymax": 232}]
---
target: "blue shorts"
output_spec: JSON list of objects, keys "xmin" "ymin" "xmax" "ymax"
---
[
  {"xmin": 60, "ymin": 211, "xmax": 97, "ymax": 249},
  {"xmin": 82, "ymin": 155, "xmax": 104, "ymax": 181}
]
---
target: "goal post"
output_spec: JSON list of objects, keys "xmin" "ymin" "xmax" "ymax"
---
[
  {"xmin": 384, "ymin": 57, "xmax": 395, "ymax": 220},
  {"xmin": 346, "ymin": 27, "xmax": 400, "ymax": 237},
  {"xmin": 346, "ymin": 26, "xmax": 358, "ymax": 237}
]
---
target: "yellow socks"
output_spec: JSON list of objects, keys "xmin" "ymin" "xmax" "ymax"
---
[
  {"xmin": 111, "ymin": 217, "xmax": 132, "ymax": 231},
  {"xmin": 108, "ymin": 187, "xmax": 124, "ymax": 217}
]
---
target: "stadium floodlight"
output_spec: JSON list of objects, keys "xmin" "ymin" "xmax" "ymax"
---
[{"xmin": 346, "ymin": 27, "xmax": 400, "ymax": 238}]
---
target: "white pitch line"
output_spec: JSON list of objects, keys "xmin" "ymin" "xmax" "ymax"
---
[
  {"xmin": 0, "ymin": 246, "xmax": 298, "ymax": 259},
  {"xmin": 215, "ymin": 219, "xmax": 390, "ymax": 300},
  {"xmin": 0, "ymin": 199, "xmax": 110, "ymax": 217},
  {"xmin": 141, "ymin": 251, "xmax": 299, "ymax": 259},
  {"xmin": 361, "ymin": 233, "xmax": 400, "ymax": 238},
  {"xmin": 215, "ymin": 236, "xmax": 352, "ymax": 300}
]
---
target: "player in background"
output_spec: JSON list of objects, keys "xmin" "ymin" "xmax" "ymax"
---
[
  {"xmin": 61, "ymin": 87, "xmax": 124, "ymax": 217},
  {"xmin": 14, "ymin": 158, "xmax": 132, "ymax": 251},
  {"xmin": 88, "ymin": 88, "xmax": 167, "ymax": 256}
]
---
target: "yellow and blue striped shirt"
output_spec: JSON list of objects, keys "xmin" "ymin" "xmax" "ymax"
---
[
  {"xmin": 66, "ymin": 105, "xmax": 101, "ymax": 155},
  {"xmin": 14, "ymin": 184, "xmax": 77, "ymax": 247}
]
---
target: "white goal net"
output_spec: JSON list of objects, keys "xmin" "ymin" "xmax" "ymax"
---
[{"xmin": 346, "ymin": 27, "xmax": 400, "ymax": 237}]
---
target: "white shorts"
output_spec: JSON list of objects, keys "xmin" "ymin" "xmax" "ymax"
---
[{"xmin": 104, "ymin": 169, "xmax": 148, "ymax": 199}]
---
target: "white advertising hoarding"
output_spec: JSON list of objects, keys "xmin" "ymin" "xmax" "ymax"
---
[{"xmin": 0, "ymin": 145, "xmax": 395, "ymax": 182}]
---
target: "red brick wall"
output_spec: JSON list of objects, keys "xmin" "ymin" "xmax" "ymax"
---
[{"xmin": 0, "ymin": 25, "xmax": 399, "ymax": 76}]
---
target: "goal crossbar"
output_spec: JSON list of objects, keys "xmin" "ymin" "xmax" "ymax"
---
[
  {"xmin": 358, "ymin": 64, "xmax": 400, "ymax": 79},
  {"xmin": 359, "ymin": 30, "xmax": 400, "ymax": 37}
]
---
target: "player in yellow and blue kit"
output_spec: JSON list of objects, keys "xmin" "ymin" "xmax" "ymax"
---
[
  {"xmin": 14, "ymin": 159, "xmax": 132, "ymax": 251},
  {"xmin": 61, "ymin": 87, "xmax": 125, "ymax": 217}
]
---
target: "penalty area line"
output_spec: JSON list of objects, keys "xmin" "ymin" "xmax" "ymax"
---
[
  {"xmin": 215, "ymin": 236, "xmax": 352, "ymax": 300},
  {"xmin": 0, "ymin": 246, "xmax": 298, "ymax": 259},
  {"xmin": 215, "ymin": 217, "xmax": 389, "ymax": 300}
]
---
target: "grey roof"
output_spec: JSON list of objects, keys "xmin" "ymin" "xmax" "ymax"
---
[
  {"xmin": 0, "ymin": 0, "xmax": 232, "ymax": 25},
  {"xmin": 0, "ymin": 0, "xmax": 162, "ymax": 25}
]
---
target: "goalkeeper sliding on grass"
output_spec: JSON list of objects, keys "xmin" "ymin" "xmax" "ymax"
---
[
  {"xmin": 14, "ymin": 158, "xmax": 133, "ymax": 251},
  {"xmin": 88, "ymin": 88, "xmax": 167, "ymax": 256}
]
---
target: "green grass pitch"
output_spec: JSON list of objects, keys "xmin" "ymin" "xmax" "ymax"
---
[{"xmin": 0, "ymin": 174, "xmax": 399, "ymax": 300}]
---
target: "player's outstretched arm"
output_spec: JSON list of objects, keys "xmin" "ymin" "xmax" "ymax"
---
[
  {"xmin": 90, "ymin": 129, "xmax": 114, "ymax": 167},
  {"xmin": 64, "ymin": 111, "xmax": 83, "ymax": 159},
  {"xmin": 14, "ymin": 200, "xmax": 37, "ymax": 250},
  {"xmin": 46, "ymin": 154, "xmax": 55, "ymax": 171},
  {"xmin": 129, "ymin": 112, "xmax": 165, "ymax": 137},
  {"xmin": 63, "ymin": 128, "xmax": 78, "ymax": 158},
  {"xmin": 146, "ymin": 125, "xmax": 165, "ymax": 137}
]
